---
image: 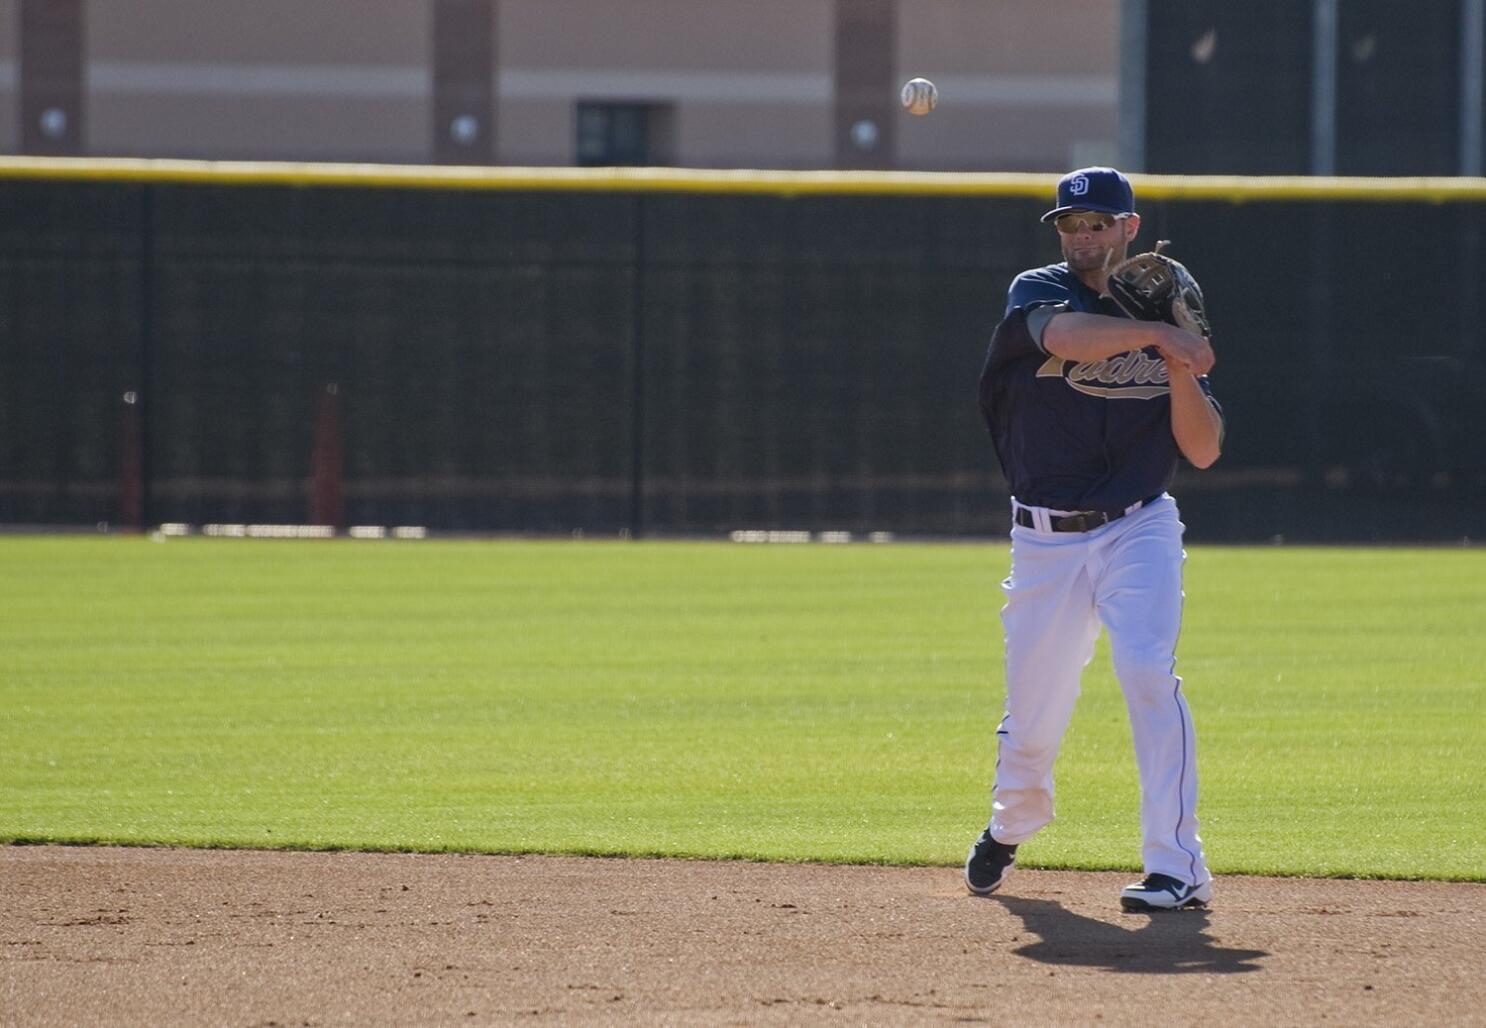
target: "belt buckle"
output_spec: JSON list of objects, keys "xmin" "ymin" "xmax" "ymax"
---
[
  {"xmin": 1074, "ymin": 511, "xmax": 1107, "ymax": 532},
  {"xmin": 1064, "ymin": 509, "xmax": 1110, "ymax": 532}
]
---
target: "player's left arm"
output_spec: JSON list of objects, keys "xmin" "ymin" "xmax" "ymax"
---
[{"xmin": 1167, "ymin": 367, "xmax": 1224, "ymax": 469}]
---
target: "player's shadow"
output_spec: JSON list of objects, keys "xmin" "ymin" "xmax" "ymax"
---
[{"xmin": 994, "ymin": 895, "xmax": 1267, "ymax": 975}]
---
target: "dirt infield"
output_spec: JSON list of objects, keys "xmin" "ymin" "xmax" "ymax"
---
[{"xmin": 2, "ymin": 846, "xmax": 1483, "ymax": 1026}]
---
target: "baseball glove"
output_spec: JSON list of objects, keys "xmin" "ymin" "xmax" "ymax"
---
[{"xmin": 1106, "ymin": 241, "xmax": 1211, "ymax": 338}]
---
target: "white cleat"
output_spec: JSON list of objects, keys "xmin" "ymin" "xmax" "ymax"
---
[{"xmin": 1120, "ymin": 873, "xmax": 1213, "ymax": 912}]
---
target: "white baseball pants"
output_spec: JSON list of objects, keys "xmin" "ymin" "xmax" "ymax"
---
[{"xmin": 988, "ymin": 494, "xmax": 1210, "ymax": 887}]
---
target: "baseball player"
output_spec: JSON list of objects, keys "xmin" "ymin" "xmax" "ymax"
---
[{"xmin": 964, "ymin": 167, "xmax": 1224, "ymax": 912}]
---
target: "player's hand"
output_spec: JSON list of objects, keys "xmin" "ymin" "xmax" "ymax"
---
[{"xmin": 1153, "ymin": 323, "xmax": 1215, "ymax": 377}]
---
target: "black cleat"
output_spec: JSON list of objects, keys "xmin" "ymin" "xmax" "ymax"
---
[
  {"xmin": 964, "ymin": 828, "xmax": 1017, "ymax": 896},
  {"xmin": 1119, "ymin": 873, "xmax": 1213, "ymax": 912}
]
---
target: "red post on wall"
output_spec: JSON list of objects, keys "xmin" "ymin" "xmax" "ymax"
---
[
  {"xmin": 117, "ymin": 390, "xmax": 143, "ymax": 532},
  {"xmin": 309, "ymin": 383, "xmax": 344, "ymax": 530}
]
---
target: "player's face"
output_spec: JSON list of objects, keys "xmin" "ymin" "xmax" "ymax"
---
[{"xmin": 1056, "ymin": 211, "xmax": 1140, "ymax": 274}]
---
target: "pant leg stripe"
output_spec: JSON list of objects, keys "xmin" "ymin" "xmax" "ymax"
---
[
  {"xmin": 1169, "ymin": 542, "xmax": 1202, "ymax": 885},
  {"xmin": 1172, "ymin": 677, "xmax": 1200, "ymax": 884}
]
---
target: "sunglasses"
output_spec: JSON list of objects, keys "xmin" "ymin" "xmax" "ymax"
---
[{"xmin": 1053, "ymin": 212, "xmax": 1130, "ymax": 234}]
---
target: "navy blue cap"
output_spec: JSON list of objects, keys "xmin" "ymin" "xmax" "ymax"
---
[{"xmin": 1040, "ymin": 167, "xmax": 1136, "ymax": 222}]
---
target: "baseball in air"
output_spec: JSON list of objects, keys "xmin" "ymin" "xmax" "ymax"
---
[{"xmin": 900, "ymin": 77, "xmax": 938, "ymax": 116}]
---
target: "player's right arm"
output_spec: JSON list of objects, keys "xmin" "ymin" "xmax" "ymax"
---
[
  {"xmin": 990, "ymin": 268, "xmax": 1214, "ymax": 378},
  {"xmin": 1043, "ymin": 313, "xmax": 1215, "ymax": 376}
]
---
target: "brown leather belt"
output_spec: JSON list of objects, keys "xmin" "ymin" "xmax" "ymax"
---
[{"xmin": 1014, "ymin": 494, "xmax": 1162, "ymax": 533}]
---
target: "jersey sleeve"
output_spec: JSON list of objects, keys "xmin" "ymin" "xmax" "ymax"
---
[
  {"xmin": 1196, "ymin": 375, "xmax": 1221, "ymax": 411},
  {"xmin": 1005, "ymin": 269, "xmax": 1074, "ymax": 317},
  {"xmin": 977, "ymin": 305, "xmax": 1050, "ymax": 462},
  {"xmin": 982, "ymin": 309, "xmax": 1040, "ymax": 377},
  {"xmin": 984, "ymin": 270, "xmax": 1075, "ymax": 372},
  {"xmin": 1197, "ymin": 375, "xmax": 1226, "ymax": 441}
]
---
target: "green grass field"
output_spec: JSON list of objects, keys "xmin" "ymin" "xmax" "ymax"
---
[{"xmin": 1, "ymin": 537, "xmax": 1481, "ymax": 880}]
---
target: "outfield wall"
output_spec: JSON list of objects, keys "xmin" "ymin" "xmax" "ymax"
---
[{"xmin": 1, "ymin": 159, "xmax": 1483, "ymax": 541}]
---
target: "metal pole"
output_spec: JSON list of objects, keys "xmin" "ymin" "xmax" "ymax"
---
[
  {"xmin": 628, "ymin": 194, "xmax": 646, "ymax": 540},
  {"xmin": 1311, "ymin": 0, "xmax": 1338, "ymax": 176},
  {"xmin": 1118, "ymin": 0, "xmax": 1147, "ymax": 172},
  {"xmin": 138, "ymin": 183, "xmax": 156, "ymax": 530},
  {"xmin": 1462, "ymin": 0, "xmax": 1485, "ymax": 176},
  {"xmin": 1462, "ymin": 0, "xmax": 1485, "ymax": 371}
]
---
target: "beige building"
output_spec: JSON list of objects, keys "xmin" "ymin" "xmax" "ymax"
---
[{"xmin": 0, "ymin": 0, "xmax": 1119, "ymax": 171}]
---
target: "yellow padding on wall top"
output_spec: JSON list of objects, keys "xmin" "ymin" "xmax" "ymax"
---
[{"xmin": 2, "ymin": 156, "xmax": 1485, "ymax": 203}]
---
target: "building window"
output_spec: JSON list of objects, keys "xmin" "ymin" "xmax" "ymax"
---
[{"xmin": 575, "ymin": 102, "xmax": 674, "ymax": 166}]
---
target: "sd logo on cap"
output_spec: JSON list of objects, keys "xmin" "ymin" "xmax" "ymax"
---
[{"xmin": 1041, "ymin": 167, "xmax": 1135, "ymax": 222}]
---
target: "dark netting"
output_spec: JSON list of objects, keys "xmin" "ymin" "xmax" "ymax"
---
[
  {"xmin": 1140, "ymin": 197, "xmax": 1486, "ymax": 541},
  {"xmin": 0, "ymin": 181, "xmax": 144, "ymax": 526},
  {"xmin": 1145, "ymin": 1, "xmax": 1314, "ymax": 175},
  {"xmin": 1336, "ymin": 0, "xmax": 1462, "ymax": 176},
  {"xmin": 637, "ymin": 193, "xmax": 1033, "ymax": 536},
  {"xmin": 1145, "ymin": 0, "xmax": 1471, "ymax": 178},
  {"xmin": 0, "ymin": 178, "xmax": 1482, "ymax": 541},
  {"xmin": 145, "ymin": 186, "xmax": 636, "ymax": 531}
]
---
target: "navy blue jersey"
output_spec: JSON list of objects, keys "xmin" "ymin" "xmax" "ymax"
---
[{"xmin": 977, "ymin": 263, "xmax": 1223, "ymax": 511}]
